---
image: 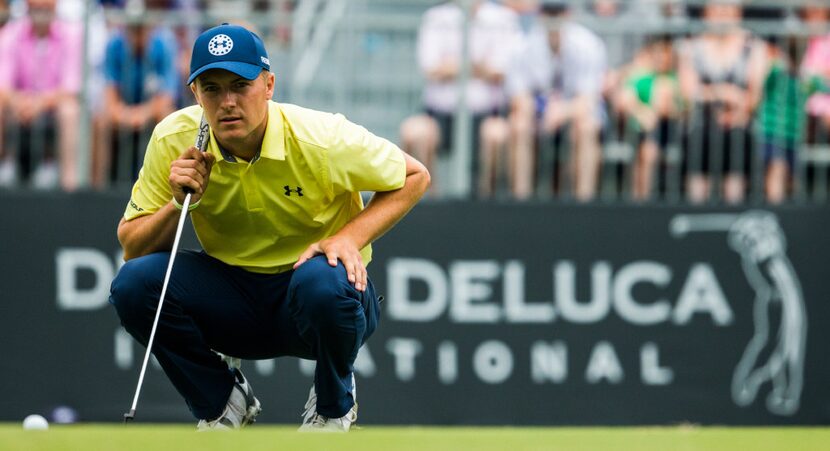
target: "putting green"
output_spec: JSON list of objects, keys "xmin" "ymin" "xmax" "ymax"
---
[{"xmin": 1, "ymin": 424, "xmax": 828, "ymax": 451}]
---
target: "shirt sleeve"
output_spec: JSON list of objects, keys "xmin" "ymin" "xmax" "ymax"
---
[
  {"xmin": 479, "ymin": 10, "xmax": 521, "ymax": 76},
  {"xmin": 417, "ymin": 9, "xmax": 449, "ymax": 74},
  {"xmin": 60, "ymin": 22, "xmax": 84, "ymax": 94},
  {"xmin": 326, "ymin": 113, "xmax": 407, "ymax": 195},
  {"xmin": 123, "ymin": 128, "xmax": 176, "ymax": 221},
  {"xmin": 104, "ymin": 35, "xmax": 121, "ymax": 85},
  {"xmin": 566, "ymin": 30, "xmax": 607, "ymax": 97},
  {"xmin": 0, "ymin": 23, "xmax": 17, "ymax": 91},
  {"xmin": 153, "ymin": 31, "xmax": 180, "ymax": 97},
  {"xmin": 506, "ymin": 38, "xmax": 533, "ymax": 96}
]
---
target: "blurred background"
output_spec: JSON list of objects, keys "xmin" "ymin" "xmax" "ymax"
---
[
  {"xmin": 1, "ymin": 0, "xmax": 830, "ymax": 426},
  {"xmin": 0, "ymin": 0, "xmax": 828, "ymax": 204}
]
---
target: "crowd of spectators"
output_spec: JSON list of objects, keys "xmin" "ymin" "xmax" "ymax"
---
[
  {"xmin": 406, "ymin": 0, "xmax": 830, "ymax": 204},
  {"xmin": 0, "ymin": 0, "xmax": 289, "ymax": 191},
  {"xmin": 0, "ymin": 0, "xmax": 829, "ymax": 206}
]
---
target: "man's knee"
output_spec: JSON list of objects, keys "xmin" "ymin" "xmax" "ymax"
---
[
  {"xmin": 289, "ymin": 256, "xmax": 360, "ymax": 326},
  {"xmin": 110, "ymin": 253, "xmax": 169, "ymax": 325}
]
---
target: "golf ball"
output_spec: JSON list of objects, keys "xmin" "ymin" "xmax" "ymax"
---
[{"xmin": 23, "ymin": 414, "xmax": 49, "ymax": 430}]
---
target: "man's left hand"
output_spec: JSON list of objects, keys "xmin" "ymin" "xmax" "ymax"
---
[{"xmin": 294, "ymin": 236, "xmax": 367, "ymax": 292}]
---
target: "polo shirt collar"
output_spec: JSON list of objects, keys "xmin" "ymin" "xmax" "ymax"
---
[
  {"xmin": 259, "ymin": 101, "xmax": 286, "ymax": 161},
  {"xmin": 205, "ymin": 100, "xmax": 285, "ymax": 163}
]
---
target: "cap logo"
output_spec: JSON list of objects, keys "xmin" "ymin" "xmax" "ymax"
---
[{"xmin": 208, "ymin": 34, "xmax": 233, "ymax": 56}]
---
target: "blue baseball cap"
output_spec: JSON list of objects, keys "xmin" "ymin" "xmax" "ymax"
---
[{"xmin": 188, "ymin": 23, "xmax": 271, "ymax": 85}]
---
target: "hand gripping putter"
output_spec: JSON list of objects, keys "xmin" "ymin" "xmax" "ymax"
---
[{"xmin": 124, "ymin": 115, "xmax": 210, "ymax": 423}]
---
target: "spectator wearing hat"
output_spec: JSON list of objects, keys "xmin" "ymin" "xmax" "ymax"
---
[{"xmin": 92, "ymin": 13, "xmax": 178, "ymax": 187}]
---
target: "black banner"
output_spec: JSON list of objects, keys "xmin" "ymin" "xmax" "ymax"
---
[{"xmin": 1, "ymin": 192, "xmax": 828, "ymax": 425}]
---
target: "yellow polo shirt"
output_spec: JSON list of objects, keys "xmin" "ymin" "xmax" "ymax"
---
[{"xmin": 123, "ymin": 101, "xmax": 407, "ymax": 273}]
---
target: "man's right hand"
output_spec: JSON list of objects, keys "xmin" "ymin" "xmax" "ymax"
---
[{"xmin": 169, "ymin": 147, "xmax": 216, "ymax": 205}]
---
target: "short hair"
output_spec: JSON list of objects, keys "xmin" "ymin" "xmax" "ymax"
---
[{"xmin": 540, "ymin": 0, "xmax": 568, "ymax": 16}]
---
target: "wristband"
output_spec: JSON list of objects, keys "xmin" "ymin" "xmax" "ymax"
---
[{"xmin": 172, "ymin": 196, "xmax": 201, "ymax": 211}]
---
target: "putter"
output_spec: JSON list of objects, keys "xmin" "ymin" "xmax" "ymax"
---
[{"xmin": 124, "ymin": 114, "xmax": 210, "ymax": 423}]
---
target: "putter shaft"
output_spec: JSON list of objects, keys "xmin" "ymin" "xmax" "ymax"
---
[{"xmin": 123, "ymin": 193, "xmax": 193, "ymax": 421}]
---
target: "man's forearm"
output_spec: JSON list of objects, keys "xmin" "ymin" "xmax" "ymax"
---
[
  {"xmin": 118, "ymin": 202, "xmax": 182, "ymax": 261},
  {"xmin": 336, "ymin": 167, "xmax": 430, "ymax": 250}
]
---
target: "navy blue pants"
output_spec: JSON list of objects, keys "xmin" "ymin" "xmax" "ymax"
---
[{"xmin": 109, "ymin": 251, "xmax": 380, "ymax": 420}]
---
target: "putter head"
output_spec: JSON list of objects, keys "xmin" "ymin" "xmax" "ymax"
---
[{"xmin": 123, "ymin": 409, "xmax": 136, "ymax": 423}]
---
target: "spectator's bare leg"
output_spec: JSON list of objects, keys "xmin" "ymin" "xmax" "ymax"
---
[
  {"xmin": 0, "ymin": 96, "xmax": 5, "ymax": 159},
  {"xmin": 723, "ymin": 173, "xmax": 745, "ymax": 204},
  {"xmin": 632, "ymin": 79, "xmax": 677, "ymax": 201},
  {"xmin": 687, "ymin": 175, "xmax": 709, "ymax": 204},
  {"xmin": 0, "ymin": 100, "xmax": 12, "ymax": 187},
  {"xmin": 633, "ymin": 139, "xmax": 659, "ymax": 201},
  {"xmin": 652, "ymin": 78, "xmax": 677, "ymax": 119},
  {"xmin": 91, "ymin": 114, "xmax": 112, "ymax": 190},
  {"xmin": 571, "ymin": 96, "xmax": 601, "ymax": 202},
  {"xmin": 57, "ymin": 98, "xmax": 80, "ymax": 191},
  {"xmin": 478, "ymin": 116, "xmax": 509, "ymax": 198},
  {"xmin": 400, "ymin": 114, "xmax": 440, "ymax": 195},
  {"xmin": 508, "ymin": 94, "xmax": 536, "ymax": 200},
  {"xmin": 765, "ymin": 159, "xmax": 788, "ymax": 204}
]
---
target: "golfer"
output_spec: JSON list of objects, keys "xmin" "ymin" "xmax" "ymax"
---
[{"xmin": 109, "ymin": 23, "xmax": 429, "ymax": 432}]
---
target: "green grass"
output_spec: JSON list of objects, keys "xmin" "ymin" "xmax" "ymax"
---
[{"xmin": 1, "ymin": 424, "xmax": 828, "ymax": 451}]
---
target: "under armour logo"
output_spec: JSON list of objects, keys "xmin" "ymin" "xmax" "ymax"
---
[
  {"xmin": 208, "ymin": 34, "xmax": 233, "ymax": 56},
  {"xmin": 284, "ymin": 186, "xmax": 303, "ymax": 197}
]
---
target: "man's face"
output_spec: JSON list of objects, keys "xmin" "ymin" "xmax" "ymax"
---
[
  {"xmin": 27, "ymin": 0, "xmax": 55, "ymax": 28},
  {"xmin": 704, "ymin": 3, "xmax": 742, "ymax": 26},
  {"xmin": 126, "ymin": 24, "xmax": 149, "ymax": 52},
  {"xmin": 803, "ymin": 6, "xmax": 828, "ymax": 25},
  {"xmin": 651, "ymin": 41, "xmax": 674, "ymax": 73},
  {"xmin": 540, "ymin": 7, "xmax": 568, "ymax": 53},
  {"xmin": 191, "ymin": 69, "xmax": 275, "ymax": 147}
]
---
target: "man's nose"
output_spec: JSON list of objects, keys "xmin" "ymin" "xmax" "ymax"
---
[{"xmin": 220, "ymin": 90, "xmax": 237, "ymax": 108}]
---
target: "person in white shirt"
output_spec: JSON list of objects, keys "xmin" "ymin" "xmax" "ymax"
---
[
  {"xmin": 506, "ymin": 0, "xmax": 607, "ymax": 200},
  {"xmin": 400, "ymin": 0, "xmax": 521, "ymax": 197}
]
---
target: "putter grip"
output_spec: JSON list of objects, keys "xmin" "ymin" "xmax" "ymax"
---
[{"xmin": 183, "ymin": 116, "xmax": 211, "ymax": 196}]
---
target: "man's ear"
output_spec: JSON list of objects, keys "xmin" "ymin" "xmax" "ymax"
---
[
  {"xmin": 265, "ymin": 72, "xmax": 276, "ymax": 99},
  {"xmin": 190, "ymin": 82, "xmax": 200, "ymax": 105}
]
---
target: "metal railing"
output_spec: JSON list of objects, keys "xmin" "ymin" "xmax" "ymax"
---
[{"xmin": 0, "ymin": 0, "xmax": 828, "ymax": 206}]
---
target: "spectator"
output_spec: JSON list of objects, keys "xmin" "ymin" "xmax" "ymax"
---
[
  {"xmin": 92, "ymin": 12, "xmax": 178, "ymax": 188},
  {"xmin": 146, "ymin": 0, "xmax": 202, "ymax": 109},
  {"xmin": 399, "ymin": 0, "xmax": 520, "ymax": 198},
  {"xmin": 584, "ymin": 0, "xmax": 662, "ymax": 97},
  {"xmin": 506, "ymin": 0, "xmax": 607, "ymax": 201},
  {"xmin": 800, "ymin": 3, "xmax": 830, "ymax": 134},
  {"xmin": 57, "ymin": 0, "xmax": 110, "ymax": 140},
  {"xmin": 678, "ymin": 0, "xmax": 766, "ymax": 204},
  {"xmin": 757, "ymin": 36, "xmax": 828, "ymax": 204},
  {"xmin": 616, "ymin": 34, "xmax": 683, "ymax": 201},
  {"xmin": 0, "ymin": 0, "xmax": 82, "ymax": 190}
]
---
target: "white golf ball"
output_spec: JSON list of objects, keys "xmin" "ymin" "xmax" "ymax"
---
[{"xmin": 22, "ymin": 414, "xmax": 49, "ymax": 430}]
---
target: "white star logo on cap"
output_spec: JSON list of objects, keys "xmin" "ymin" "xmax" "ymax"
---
[{"xmin": 208, "ymin": 34, "xmax": 233, "ymax": 56}]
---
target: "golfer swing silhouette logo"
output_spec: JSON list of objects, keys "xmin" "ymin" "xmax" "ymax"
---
[{"xmin": 670, "ymin": 211, "xmax": 806, "ymax": 416}]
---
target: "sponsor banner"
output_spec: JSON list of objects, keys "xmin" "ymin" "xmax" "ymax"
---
[{"xmin": 0, "ymin": 193, "xmax": 828, "ymax": 424}]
